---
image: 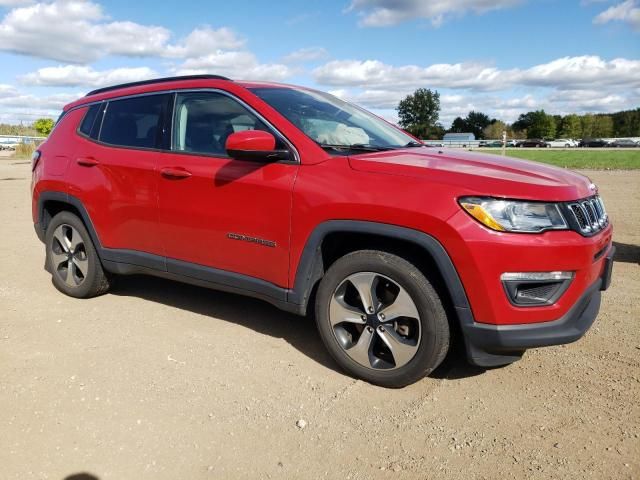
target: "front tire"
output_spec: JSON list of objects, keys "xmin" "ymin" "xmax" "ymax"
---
[
  {"xmin": 315, "ymin": 250, "xmax": 450, "ymax": 388},
  {"xmin": 45, "ymin": 211, "xmax": 111, "ymax": 298}
]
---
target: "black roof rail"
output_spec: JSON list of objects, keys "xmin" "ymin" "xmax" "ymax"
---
[{"xmin": 85, "ymin": 74, "xmax": 232, "ymax": 97}]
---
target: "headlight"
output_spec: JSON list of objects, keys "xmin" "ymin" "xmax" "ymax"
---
[{"xmin": 459, "ymin": 197, "xmax": 567, "ymax": 233}]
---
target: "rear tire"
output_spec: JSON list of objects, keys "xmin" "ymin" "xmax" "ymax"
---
[
  {"xmin": 315, "ymin": 250, "xmax": 450, "ymax": 388},
  {"xmin": 45, "ymin": 211, "xmax": 111, "ymax": 298}
]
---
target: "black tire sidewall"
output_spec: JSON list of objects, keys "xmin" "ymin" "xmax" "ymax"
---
[
  {"xmin": 45, "ymin": 211, "xmax": 103, "ymax": 298},
  {"xmin": 315, "ymin": 251, "xmax": 449, "ymax": 388}
]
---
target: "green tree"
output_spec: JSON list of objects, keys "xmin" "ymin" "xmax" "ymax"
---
[
  {"xmin": 526, "ymin": 110, "xmax": 555, "ymax": 139},
  {"xmin": 464, "ymin": 111, "xmax": 493, "ymax": 139},
  {"xmin": 449, "ymin": 117, "xmax": 465, "ymax": 133},
  {"xmin": 483, "ymin": 120, "xmax": 507, "ymax": 140},
  {"xmin": 447, "ymin": 111, "xmax": 492, "ymax": 139},
  {"xmin": 559, "ymin": 114, "xmax": 581, "ymax": 139},
  {"xmin": 592, "ymin": 115, "xmax": 613, "ymax": 138},
  {"xmin": 611, "ymin": 109, "xmax": 640, "ymax": 137},
  {"xmin": 581, "ymin": 114, "xmax": 595, "ymax": 138},
  {"xmin": 512, "ymin": 111, "xmax": 536, "ymax": 133},
  {"xmin": 32, "ymin": 118, "xmax": 55, "ymax": 136},
  {"xmin": 397, "ymin": 88, "xmax": 441, "ymax": 139}
]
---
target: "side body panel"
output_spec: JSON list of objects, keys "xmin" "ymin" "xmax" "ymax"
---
[
  {"xmin": 67, "ymin": 124, "xmax": 163, "ymax": 255},
  {"xmin": 157, "ymin": 152, "xmax": 298, "ymax": 287}
]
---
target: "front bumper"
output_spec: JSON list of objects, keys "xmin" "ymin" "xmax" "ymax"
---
[{"xmin": 461, "ymin": 245, "xmax": 614, "ymax": 367}]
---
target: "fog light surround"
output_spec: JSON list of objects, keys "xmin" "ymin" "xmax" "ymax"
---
[{"xmin": 501, "ymin": 271, "xmax": 574, "ymax": 306}]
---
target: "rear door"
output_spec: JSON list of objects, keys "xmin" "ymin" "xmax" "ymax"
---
[
  {"xmin": 70, "ymin": 94, "xmax": 171, "ymax": 256},
  {"xmin": 156, "ymin": 90, "xmax": 298, "ymax": 287}
]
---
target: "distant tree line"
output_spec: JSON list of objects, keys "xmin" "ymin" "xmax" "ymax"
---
[
  {"xmin": 397, "ymin": 89, "xmax": 640, "ymax": 140},
  {"xmin": 0, "ymin": 118, "xmax": 54, "ymax": 136}
]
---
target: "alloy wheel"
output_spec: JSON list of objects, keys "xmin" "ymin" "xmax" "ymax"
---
[
  {"xmin": 50, "ymin": 224, "xmax": 89, "ymax": 287},
  {"xmin": 329, "ymin": 272, "xmax": 421, "ymax": 370}
]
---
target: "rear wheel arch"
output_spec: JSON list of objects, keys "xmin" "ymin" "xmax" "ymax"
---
[{"xmin": 37, "ymin": 192, "xmax": 102, "ymax": 250}]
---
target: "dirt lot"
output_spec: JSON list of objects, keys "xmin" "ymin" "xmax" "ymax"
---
[{"xmin": 1, "ymin": 159, "xmax": 638, "ymax": 480}]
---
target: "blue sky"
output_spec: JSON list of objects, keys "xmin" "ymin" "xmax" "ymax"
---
[{"xmin": 0, "ymin": 0, "xmax": 638, "ymax": 126}]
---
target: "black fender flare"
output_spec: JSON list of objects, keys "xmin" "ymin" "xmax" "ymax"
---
[
  {"xmin": 36, "ymin": 191, "xmax": 103, "ymax": 250},
  {"xmin": 287, "ymin": 220, "xmax": 473, "ymax": 319}
]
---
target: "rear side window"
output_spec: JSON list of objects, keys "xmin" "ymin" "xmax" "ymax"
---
[
  {"xmin": 79, "ymin": 104, "xmax": 101, "ymax": 138},
  {"xmin": 100, "ymin": 94, "xmax": 169, "ymax": 149}
]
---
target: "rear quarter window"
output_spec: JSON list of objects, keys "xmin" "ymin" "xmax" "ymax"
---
[{"xmin": 78, "ymin": 104, "xmax": 102, "ymax": 138}]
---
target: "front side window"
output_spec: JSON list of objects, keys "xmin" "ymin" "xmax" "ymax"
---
[
  {"xmin": 172, "ymin": 91, "xmax": 272, "ymax": 157},
  {"xmin": 250, "ymin": 87, "xmax": 417, "ymax": 151},
  {"xmin": 100, "ymin": 94, "xmax": 169, "ymax": 149}
]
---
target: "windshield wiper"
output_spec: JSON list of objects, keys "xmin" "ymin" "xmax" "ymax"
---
[
  {"xmin": 319, "ymin": 143, "xmax": 394, "ymax": 152},
  {"xmin": 404, "ymin": 141, "xmax": 425, "ymax": 148}
]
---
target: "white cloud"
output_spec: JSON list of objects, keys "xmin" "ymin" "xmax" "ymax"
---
[
  {"xmin": 283, "ymin": 47, "xmax": 329, "ymax": 63},
  {"xmin": 0, "ymin": 0, "xmax": 34, "ymax": 6},
  {"xmin": 0, "ymin": 1, "xmax": 168, "ymax": 62},
  {"xmin": 173, "ymin": 50, "xmax": 293, "ymax": 81},
  {"xmin": 314, "ymin": 59, "xmax": 507, "ymax": 90},
  {"xmin": 0, "ymin": 87, "xmax": 79, "ymax": 123},
  {"xmin": 0, "ymin": 83, "xmax": 19, "ymax": 98},
  {"xmin": 313, "ymin": 55, "xmax": 640, "ymax": 93},
  {"xmin": 347, "ymin": 0, "xmax": 523, "ymax": 27},
  {"xmin": 593, "ymin": 0, "xmax": 640, "ymax": 31},
  {"xmin": 518, "ymin": 56, "xmax": 640, "ymax": 89},
  {"xmin": 20, "ymin": 65, "xmax": 158, "ymax": 87},
  {"xmin": 0, "ymin": 0, "xmax": 245, "ymax": 63},
  {"xmin": 164, "ymin": 26, "xmax": 245, "ymax": 58}
]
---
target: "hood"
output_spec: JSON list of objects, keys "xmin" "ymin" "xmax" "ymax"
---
[{"xmin": 348, "ymin": 148, "xmax": 595, "ymax": 201}]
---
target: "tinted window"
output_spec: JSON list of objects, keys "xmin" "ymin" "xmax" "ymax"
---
[
  {"xmin": 100, "ymin": 94, "xmax": 168, "ymax": 148},
  {"xmin": 79, "ymin": 104, "xmax": 99, "ymax": 136},
  {"xmin": 172, "ymin": 92, "xmax": 272, "ymax": 156}
]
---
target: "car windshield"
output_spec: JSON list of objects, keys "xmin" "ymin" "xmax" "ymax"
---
[{"xmin": 249, "ymin": 86, "xmax": 418, "ymax": 151}]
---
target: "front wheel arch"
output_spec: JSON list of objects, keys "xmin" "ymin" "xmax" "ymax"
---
[{"xmin": 289, "ymin": 222, "xmax": 472, "ymax": 323}]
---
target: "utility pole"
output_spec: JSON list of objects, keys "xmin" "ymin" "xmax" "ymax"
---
[{"xmin": 502, "ymin": 130, "xmax": 507, "ymax": 157}]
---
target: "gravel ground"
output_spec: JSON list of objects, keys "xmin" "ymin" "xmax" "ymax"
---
[{"xmin": 0, "ymin": 160, "xmax": 638, "ymax": 480}]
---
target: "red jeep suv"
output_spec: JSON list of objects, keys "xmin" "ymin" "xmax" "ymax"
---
[{"xmin": 31, "ymin": 75, "xmax": 614, "ymax": 387}]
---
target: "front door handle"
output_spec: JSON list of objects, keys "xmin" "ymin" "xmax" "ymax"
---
[
  {"xmin": 160, "ymin": 167, "xmax": 192, "ymax": 179},
  {"xmin": 77, "ymin": 157, "xmax": 99, "ymax": 167}
]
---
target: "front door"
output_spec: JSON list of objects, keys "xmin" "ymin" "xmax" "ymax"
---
[{"xmin": 157, "ymin": 91, "xmax": 298, "ymax": 288}]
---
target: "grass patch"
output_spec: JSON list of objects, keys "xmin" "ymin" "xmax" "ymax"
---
[
  {"xmin": 500, "ymin": 149, "xmax": 640, "ymax": 169},
  {"xmin": 5, "ymin": 143, "xmax": 36, "ymax": 160}
]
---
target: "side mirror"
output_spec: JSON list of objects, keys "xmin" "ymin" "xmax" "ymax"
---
[{"xmin": 225, "ymin": 130, "xmax": 291, "ymax": 162}]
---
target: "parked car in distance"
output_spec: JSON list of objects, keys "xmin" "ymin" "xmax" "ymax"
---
[
  {"xmin": 478, "ymin": 140, "xmax": 503, "ymax": 148},
  {"xmin": 546, "ymin": 138, "xmax": 578, "ymax": 148},
  {"xmin": 579, "ymin": 138, "xmax": 609, "ymax": 148},
  {"xmin": 506, "ymin": 140, "xmax": 518, "ymax": 147},
  {"xmin": 0, "ymin": 141, "xmax": 18, "ymax": 150},
  {"xmin": 31, "ymin": 75, "xmax": 615, "ymax": 388},
  {"xmin": 608, "ymin": 139, "xmax": 638, "ymax": 148},
  {"xmin": 516, "ymin": 139, "xmax": 549, "ymax": 148}
]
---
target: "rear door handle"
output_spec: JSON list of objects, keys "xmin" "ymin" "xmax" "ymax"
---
[
  {"xmin": 77, "ymin": 157, "xmax": 99, "ymax": 167},
  {"xmin": 160, "ymin": 167, "xmax": 192, "ymax": 179}
]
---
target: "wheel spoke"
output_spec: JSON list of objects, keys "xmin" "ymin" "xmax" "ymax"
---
[
  {"xmin": 345, "ymin": 327, "xmax": 374, "ymax": 367},
  {"xmin": 52, "ymin": 226, "xmax": 70, "ymax": 253},
  {"xmin": 377, "ymin": 328, "xmax": 419, "ymax": 369},
  {"xmin": 329, "ymin": 295, "xmax": 366, "ymax": 326},
  {"xmin": 348, "ymin": 272, "xmax": 379, "ymax": 314},
  {"xmin": 379, "ymin": 287, "xmax": 419, "ymax": 321},
  {"xmin": 68, "ymin": 227, "xmax": 83, "ymax": 254},
  {"xmin": 64, "ymin": 259, "xmax": 77, "ymax": 286},
  {"xmin": 72, "ymin": 256, "xmax": 88, "ymax": 277},
  {"xmin": 50, "ymin": 250, "xmax": 68, "ymax": 269}
]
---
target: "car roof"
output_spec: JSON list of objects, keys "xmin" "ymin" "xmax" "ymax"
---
[{"xmin": 62, "ymin": 75, "xmax": 310, "ymax": 112}]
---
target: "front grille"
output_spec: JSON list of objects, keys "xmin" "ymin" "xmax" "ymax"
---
[{"xmin": 567, "ymin": 196, "xmax": 608, "ymax": 235}]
